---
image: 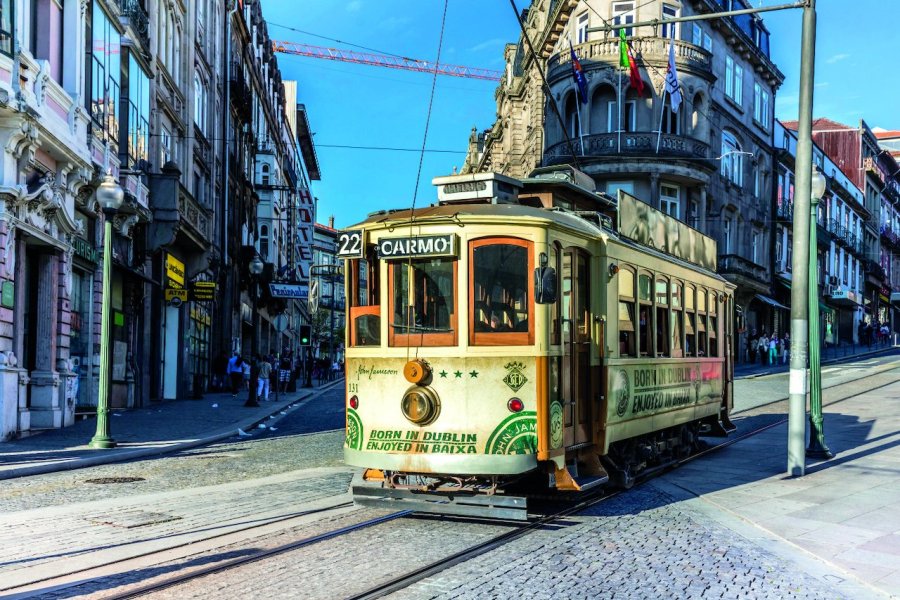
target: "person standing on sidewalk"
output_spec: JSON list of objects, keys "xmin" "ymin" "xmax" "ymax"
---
[
  {"xmin": 758, "ymin": 331, "xmax": 769, "ymax": 365},
  {"xmin": 227, "ymin": 352, "xmax": 244, "ymax": 398},
  {"xmin": 768, "ymin": 333, "xmax": 778, "ymax": 366},
  {"xmin": 257, "ymin": 355, "xmax": 272, "ymax": 401}
]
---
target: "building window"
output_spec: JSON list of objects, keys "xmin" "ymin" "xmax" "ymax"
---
[
  {"xmin": 261, "ymin": 164, "xmax": 270, "ymax": 186},
  {"xmin": 721, "ymin": 131, "xmax": 743, "ymax": 186},
  {"xmin": 725, "ymin": 56, "xmax": 743, "ymax": 105},
  {"xmin": 0, "ymin": 0, "xmax": 12, "ymax": 55},
  {"xmin": 753, "ymin": 164, "xmax": 761, "ymax": 198},
  {"xmin": 194, "ymin": 72, "xmax": 207, "ymax": 133},
  {"xmin": 724, "ymin": 218, "xmax": 733, "ymax": 254},
  {"xmin": 761, "ymin": 90, "xmax": 769, "ymax": 125},
  {"xmin": 90, "ymin": 2, "xmax": 121, "ymax": 147},
  {"xmin": 612, "ymin": 1, "xmax": 635, "ymax": 37},
  {"xmin": 660, "ymin": 184, "xmax": 679, "ymax": 219},
  {"xmin": 661, "ymin": 3, "xmax": 678, "ymax": 39},
  {"xmin": 259, "ymin": 224, "xmax": 269, "ymax": 260},
  {"xmin": 160, "ymin": 127, "xmax": 171, "ymax": 165},
  {"xmin": 127, "ymin": 55, "xmax": 150, "ymax": 167},
  {"xmin": 576, "ymin": 11, "xmax": 589, "ymax": 44},
  {"xmin": 607, "ymin": 181, "xmax": 634, "ymax": 197},
  {"xmin": 691, "ymin": 24, "xmax": 712, "ymax": 51},
  {"xmin": 751, "ymin": 230, "xmax": 760, "ymax": 264},
  {"xmin": 608, "ymin": 100, "xmax": 636, "ymax": 132},
  {"xmin": 30, "ymin": 0, "xmax": 64, "ymax": 81},
  {"xmin": 662, "ymin": 105, "xmax": 680, "ymax": 135}
]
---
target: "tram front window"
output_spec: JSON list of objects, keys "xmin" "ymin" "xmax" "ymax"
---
[
  {"xmin": 470, "ymin": 239, "xmax": 532, "ymax": 345},
  {"xmin": 392, "ymin": 259, "xmax": 455, "ymax": 334}
]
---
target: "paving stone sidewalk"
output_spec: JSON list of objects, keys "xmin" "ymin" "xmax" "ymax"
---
[{"xmin": 0, "ymin": 378, "xmax": 345, "ymax": 480}]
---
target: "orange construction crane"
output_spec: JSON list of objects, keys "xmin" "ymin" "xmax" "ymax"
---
[{"xmin": 272, "ymin": 40, "xmax": 503, "ymax": 82}]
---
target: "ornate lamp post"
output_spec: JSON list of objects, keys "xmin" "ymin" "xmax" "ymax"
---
[
  {"xmin": 89, "ymin": 173, "xmax": 124, "ymax": 449},
  {"xmin": 807, "ymin": 166, "xmax": 833, "ymax": 458},
  {"xmin": 245, "ymin": 253, "xmax": 264, "ymax": 407}
]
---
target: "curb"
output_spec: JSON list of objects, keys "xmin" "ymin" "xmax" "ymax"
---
[
  {"xmin": 735, "ymin": 346, "xmax": 898, "ymax": 380},
  {"xmin": 0, "ymin": 378, "xmax": 346, "ymax": 481}
]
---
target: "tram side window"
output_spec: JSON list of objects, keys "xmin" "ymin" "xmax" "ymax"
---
[
  {"xmin": 349, "ymin": 254, "xmax": 381, "ymax": 347},
  {"xmin": 697, "ymin": 289, "xmax": 708, "ymax": 357},
  {"xmin": 390, "ymin": 258, "xmax": 456, "ymax": 346},
  {"xmin": 655, "ymin": 277, "xmax": 669, "ymax": 357},
  {"xmin": 685, "ymin": 284, "xmax": 696, "ymax": 357},
  {"xmin": 638, "ymin": 273, "xmax": 652, "ymax": 356},
  {"xmin": 671, "ymin": 281, "xmax": 683, "ymax": 358},
  {"xmin": 470, "ymin": 238, "xmax": 532, "ymax": 345},
  {"xmin": 709, "ymin": 314, "xmax": 719, "ymax": 357},
  {"xmin": 618, "ymin": 268, "xmax": 636, "ymax": 357},
  {"xmin": 549, "ymin": 243, "xmax": 561, "ymax": 345}
]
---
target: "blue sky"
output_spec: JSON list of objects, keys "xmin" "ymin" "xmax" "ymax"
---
[{"xmin": 262, "ymin": 0, "xmax": 898, "ymax": 229}]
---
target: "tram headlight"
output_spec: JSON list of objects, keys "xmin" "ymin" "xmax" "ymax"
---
[
  {"xmin": 507, "ymin": 397, "xmax": 524, "ymax": 413},
  {"xmin": 401, "ymin": 386, "xmax": 441, "ymax": 426}
]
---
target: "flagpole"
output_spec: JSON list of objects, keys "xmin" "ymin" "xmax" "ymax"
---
[
  {"xmin": 617, "ymin": 68, "xmax": 622, "ymax": 154},
  {"xmin": 656, "ymin": 87, "xmax": 667, "ymax": 153},
  {"xmin": 576, "ymin": 101, "xmax": 585, "ymax": 156}
]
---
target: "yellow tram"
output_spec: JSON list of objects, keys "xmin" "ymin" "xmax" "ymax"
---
[{"xmin": 339, "ymin": 169, "xmax": 735, "ymax": 519}]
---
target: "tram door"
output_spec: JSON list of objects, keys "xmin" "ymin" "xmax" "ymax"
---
[{"xmin": 561, "ymin": 248, "xmax": 592, "ymax": 447}]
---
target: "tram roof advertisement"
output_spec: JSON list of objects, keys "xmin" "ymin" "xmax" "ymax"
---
[{"xmin": 617, "ymin": 191, "xmax": 717, "ymax": 272}]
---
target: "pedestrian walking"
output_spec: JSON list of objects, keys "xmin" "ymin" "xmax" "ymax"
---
[
  {"xmin": 332, "ymin": 359, "xmax": 341, "ymax": 380},
  {"xmin": 241, "ymin": 357, "xmax": 251, "ymax": 390},
  {"xmin": 758, "ymin": 331, "xmax": 769, "ymax": 365},
  {"xmin": 782, "ymin": 333, "xmax": 790, "ymax": 364},
  {"xmin": 768, "ymin": 334, "xmax": 778, "ymax": 365},
  {"xmin": 257, "ymin": 355, "xmax": 272, "ymax": 401},
  {"xmin": 226, "ymin": 352, "xmax": 244, "ymax": 398}
]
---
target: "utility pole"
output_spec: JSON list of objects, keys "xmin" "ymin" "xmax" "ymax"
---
[{"xmin": 787, "ymin": 0, "xmax": 818, "ymax": 477}]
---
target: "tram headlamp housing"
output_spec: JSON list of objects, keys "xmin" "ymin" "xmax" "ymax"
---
[
  {"xmin": 401, "ymin": 386, "xmax": 441, "ymax": 426},
  {"xmin": 349, "ymin": 395, "xmax": 359, "ymax": 410},
  {"xmin": 507, "ymin": 397, "xmax": 524, "ymax": 413}
]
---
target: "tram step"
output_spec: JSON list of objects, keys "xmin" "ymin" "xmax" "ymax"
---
[
  {"xmin": 352, "ymin": 483, "xmax": 529, "ymax": 521},
  {"xmin": 572, "ymin": 474, "xmax": 609, "ymax": 491}
]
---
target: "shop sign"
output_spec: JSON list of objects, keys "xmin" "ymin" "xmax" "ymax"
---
[
  {"xmin": 73, "ymin": 236, "xmax": 99, "ymax": 264},
  {"xmin": 1, "ymin": 281, "xmax": 13, "ymax": 308},
  {"xmin": 269, "ymin": 282, "xmax": 308, "ymax": 299},
  {"xmin": 376, "ymin": 234, "xmax": 457, "ymax": 260},
  {"xmin": 165, "ymin": 288, "xmax": 189, "ymax": 302},
  {"xmin": 166, "ymin": 254, "xmax": 185, "ymax": 288},
  {"xmin": 190, "ymin": 281, "xmax": 216, "ymax": 302}
]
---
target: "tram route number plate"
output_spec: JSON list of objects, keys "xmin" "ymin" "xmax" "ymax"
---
[{"xmin": 336, "ymin": 230, "xmax": 364, "ymax": 258}]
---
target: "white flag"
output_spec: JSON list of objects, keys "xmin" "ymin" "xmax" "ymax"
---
[{"xmin": 665, "ymin": 39, "xmax": 682, "ymax": 112}]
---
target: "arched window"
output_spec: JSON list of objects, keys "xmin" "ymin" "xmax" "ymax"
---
[
  {"xmin": 259, "ymin": 224, "xmax": 269, "ymax": 260},
  {"xmin": 564, "ymin": 93, "xmax": 580, "ymax": 141},
  {"xmin": 261, "ymin": 164, "xmax": 270, "ymax": 186},
  {"xmin": 589, "ymin": 85, "xmax": 615, "ymax": 134},
  {"xmin": 691, "ymin": 92, "xmax": 707, "ymax": 138},
  {"xmin": 721, "ymin": 131, "xmax": 743, "ymax": 186}
]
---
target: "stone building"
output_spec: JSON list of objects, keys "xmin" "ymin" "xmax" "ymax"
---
[
  {"xmin": 784, "ymin": 118, "xmax": 900, "ymax": 333},
  {"xmin": 772, "ymin": 120, "xmax": 868, "ymax": 350},
  {"xmin": 0, "ymin": 0, "xmax": 319, "ymax": 439},
  {"xmin": 463, "ymin": 0, "xmax": 784, "ymax": 362}
]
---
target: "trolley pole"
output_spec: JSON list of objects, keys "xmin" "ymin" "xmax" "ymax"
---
[{"xmin": 787, "ymin": 0, "xmax": 818, "ymax": 477}]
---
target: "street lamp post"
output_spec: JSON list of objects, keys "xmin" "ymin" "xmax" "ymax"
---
[
  {"xmin": 89, "ymin": 173, "xmax": 124, "ymax": 449},
  {"xmin": 807, "ymin": 167, "xmax": 833, "ymax": 458},
  {"xmin": 245, "ymin": 254, "xmax": 264, "ymax": 407}
]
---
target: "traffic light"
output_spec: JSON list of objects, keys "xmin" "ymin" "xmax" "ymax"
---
[{"xmin": 299, "ymin": 325, "xmax": 311, "ymax": 346}]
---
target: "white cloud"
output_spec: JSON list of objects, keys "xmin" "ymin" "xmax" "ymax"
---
[{"xmin": 825, "ymin": 53, "xmax": 850, "ymax": 64}]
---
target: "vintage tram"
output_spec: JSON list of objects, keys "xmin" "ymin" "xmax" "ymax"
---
[{"xmin": 339, "ymin": 169, "xmax": 735, "ymax": 520}]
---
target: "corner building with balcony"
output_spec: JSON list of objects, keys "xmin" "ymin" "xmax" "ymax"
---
[{"xmin": 463, "ymin": 0, "xmax": 783, "ymax": 362}]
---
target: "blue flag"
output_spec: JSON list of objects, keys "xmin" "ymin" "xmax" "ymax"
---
[{"xmin": 569, "ymin": 41, "xmax": 588, "ymax": 104}]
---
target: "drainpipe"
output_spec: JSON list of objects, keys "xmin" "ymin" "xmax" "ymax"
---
[{"xmin": 223, "ymin": 1, "xmax": 239, "ymax": 270}]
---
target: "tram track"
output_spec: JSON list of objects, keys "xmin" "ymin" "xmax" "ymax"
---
[{"xmin": 10, "ymin": 361, "xmax": 899, "ymax": 599}]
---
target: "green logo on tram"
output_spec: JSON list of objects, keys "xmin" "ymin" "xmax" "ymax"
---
[
  {"xmin": 346, "ymin": 408, "xmax": 363, "ymax": 451},
  {"xmin": 486, "ymin": 411, "xmax": 537, "ymax": 455},
  {"xmin": 549, "ymin": 401, "xmax": 563, "ymax": 449}
]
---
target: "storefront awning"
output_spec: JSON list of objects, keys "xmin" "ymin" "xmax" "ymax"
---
[{"xmin": 754, "ymin": 294, "xmax": 789, "ymax": 311}]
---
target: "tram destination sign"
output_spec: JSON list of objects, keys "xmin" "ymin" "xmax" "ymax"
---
[{"xmin": 377, "ymin": 234, "xmax": 457, "ymax": 260}]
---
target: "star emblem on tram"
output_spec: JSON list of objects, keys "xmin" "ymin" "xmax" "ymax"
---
[
  {"xmin": 439, "ymin": 370, "xmax": 448, "ymax": 378},
  {"xmin": 454, "ymin": 370, "xmax": 463, "ymax": 378},
  {"xmin": 469, "ymin": 370, "xmax": 478, "ymax": 378}
]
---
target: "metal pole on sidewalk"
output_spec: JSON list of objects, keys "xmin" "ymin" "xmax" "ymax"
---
[
  {"xmin": 787, "ymin": 0, "xmax": 818, "ymax": 477},
  {"xmin": 807, "ymin": 168, "xmax": 832, "ymax": 458}
]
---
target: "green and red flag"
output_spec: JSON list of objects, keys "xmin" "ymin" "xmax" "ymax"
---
[{"xmin": 618, "ymin": 28, "xmax": 645, "ymax": 97}]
